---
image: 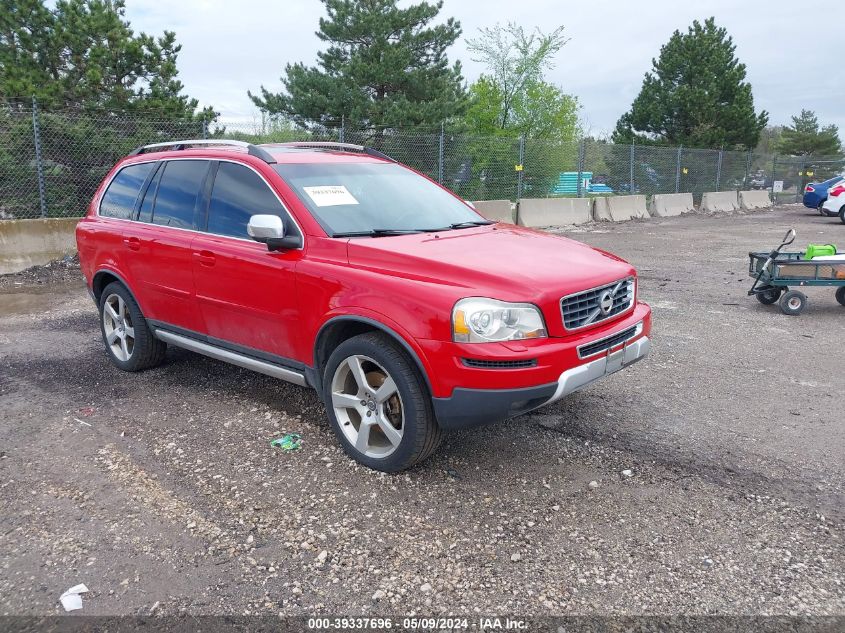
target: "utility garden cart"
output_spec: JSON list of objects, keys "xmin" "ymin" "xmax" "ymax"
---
[{"xmin": 748, "ymin": 229, "xmax": 845, "ymax": 315}]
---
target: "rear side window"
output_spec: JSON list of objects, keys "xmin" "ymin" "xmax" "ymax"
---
[
  {"xmin": 207, "ymin": 162, "xmax": 287, "ymax": 239},
  {"xmin": 99, "ymin": 162, "xmax": 155, "ymax": 219},
  {"xmin": 151, "ymin": 160, "xmax": 209, "ymax": 229},
  {"xmin": 138, "ymin": 163, "xmax": 163, "ymax": 224}
]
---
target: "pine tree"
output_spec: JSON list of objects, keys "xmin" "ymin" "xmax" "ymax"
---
[
  {"xmin": 777, "ymin": 110, "xmax": 841, "ymax": 157},
  {"xmin": 0, "ymin": 0, "xmax": 211, "ymax": 119},
  {"xmin": 249, "ymin": 0, "xmax": 466, "ymax": 129},
  {"xmin": 612, "ymin": 18, "xmax": 767, "ymax": 150}
]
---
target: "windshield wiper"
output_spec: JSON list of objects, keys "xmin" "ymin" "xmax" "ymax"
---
[
  {"xmin": 447, "ymin": 220, "xmax": 494, "ymax": 229},
  {"xmin": 332, "ymin": 222, "xmax": 491, "ymax": 238},
  {"xmin": 331, "ymin": 228, "xmax": 434, "ymax": 238}
]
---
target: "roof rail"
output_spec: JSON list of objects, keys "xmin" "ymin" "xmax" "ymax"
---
[
  {"xmin": 128, "ymin": 139, "xmax": 277, "ymax": 164},
  {"xmin": 277, "ymin": 141, "xmax": 395, "ymax": 162}
]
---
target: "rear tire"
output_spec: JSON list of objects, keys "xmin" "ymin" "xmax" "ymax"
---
[
  {"xmin": 839, "ymin": 206, "xmax": 845, "ymax": 224},
  {"xmin": 99, "ymin": 282, "xmax": 166, "ymax": 371},
  {"xmin": 779, "ymin": 290, "xmax": 807, "ymax": 316},
  {"xmin": 836, "ymin": 287, "xmax": 845, "ymax": 307},
  {"xmin": 756, "ymin": 288, "xmax": 782, "ymax": 305},
  {"xmin": 322, "ymin": 332, "xmax": 442, "ymax": 472}
]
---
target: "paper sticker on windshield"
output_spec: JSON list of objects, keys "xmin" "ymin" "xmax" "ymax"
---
[{"xmin": 303, "ymin": 185, "xmax": 359, "ymax": 207}]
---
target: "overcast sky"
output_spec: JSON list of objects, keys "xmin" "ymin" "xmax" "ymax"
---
[{"xmin": 125, "ymin": 0, "xmax": 841, "ymax": 136}]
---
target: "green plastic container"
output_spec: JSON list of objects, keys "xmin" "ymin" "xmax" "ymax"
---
[{"xmin": 804, "ymin": 244, "xmax": 837, "ymax": 260}]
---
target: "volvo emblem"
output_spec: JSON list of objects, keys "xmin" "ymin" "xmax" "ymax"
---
[{"xmin": 598, "ymin": 290, "xmax": 614, "ymax": 316}]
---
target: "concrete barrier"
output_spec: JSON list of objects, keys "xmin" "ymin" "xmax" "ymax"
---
[
  {"xmin": 0, "ymin": 218, "xmax": 79, "ymax": 274},
  {"xmin": 592, "ymin": 195, "xmax": 648, "ymax": 222},
  {"xmin": 649, "ymin": 193, "xmax": 695, "ymax": 218},
  {"xmin": 471, "ymin": 200, "xmax": 514, "ymax": 224},
  {"xmin": 517, "ymin": 198, "xmax": 593, "ymax": 227},
  {"xmin": 739, "ymin": 190, "xmax": 772, "ymax": 210},
  {"xmin": 700, "ymin": 191, "xmax": 739, "ymax": 213}
]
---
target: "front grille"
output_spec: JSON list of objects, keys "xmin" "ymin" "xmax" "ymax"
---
[
  {"xmin": 462, "ymin": 358, "xmax": 537, "ymax": 369},
  {"xmin": 578, "ymin": 325, "xmax": 639, "ymax": 359},
  {"xmin": 560, "ymin": 277, "xmax": 634, "ymax": 330}
]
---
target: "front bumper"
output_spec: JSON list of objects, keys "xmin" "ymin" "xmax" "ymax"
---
[{"xmin": 432, "ymin": 327, "xmax": 650, "ymax": 431}]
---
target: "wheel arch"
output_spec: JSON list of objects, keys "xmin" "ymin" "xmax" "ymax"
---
[
  {"xmin": 92, "ymin": 269, "xmax": 141, "ymax": 308},
  {"xmin": 313, "ymin": 316, "xmax": 433, "ymax": 395}
]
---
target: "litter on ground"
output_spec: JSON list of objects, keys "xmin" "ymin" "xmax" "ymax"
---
[
  {"xmin": 59, "ymin": 583, "xmax": 89, "ymax": 612},
  {"xmin": 271, "ymin": 433, "xmax": 302, "ymax": 452}
]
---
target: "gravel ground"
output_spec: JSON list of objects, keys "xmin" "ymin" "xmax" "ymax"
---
[{"xmin": 0, "ymin": 205, "xmax": 843, "ymax": 618}]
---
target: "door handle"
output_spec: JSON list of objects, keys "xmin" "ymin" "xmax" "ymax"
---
[
  {"xmin": 193, "ymin": 250, "xmax": 216, "ymax": 267},
  {"xmin": 123, "ymin": 236, "xmax": 141, "ymax": 251}
]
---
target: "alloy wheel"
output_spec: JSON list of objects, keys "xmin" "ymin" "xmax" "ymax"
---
[
  {"xmin": 330, "ymin": 354, "xmax": 404, "ymax": 458},
  {"xmin": 102, "ymin": 293, "xmax": 135, "ymax": 361}
]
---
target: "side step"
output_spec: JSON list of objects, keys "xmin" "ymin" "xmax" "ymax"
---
[{"xmin": 153, "ymin": 330, "xmax": 308, "ymax": 387}]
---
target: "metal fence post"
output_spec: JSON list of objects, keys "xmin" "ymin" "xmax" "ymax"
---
[
  {"xmin": 744, "ymin": 151, "xmax": 752, "ymax": 187},
  {"xmin": 516, "ymin": 135, "xmax": 525, "ymax": 202},
  {"xmin": 31, "ymin": 96, "xmax": 48, "ymax": 218},
  {"xmin": 629, "ymin": 143, "xmax": 635, "ymax": 194},
  {"xmin": 674, "ymin": 146, "xmax": 682, "ymax": 194},
  {"xmin": 715, "ymin": 148, "xmax": 724, "ymax": 191},
  {"xmin": 797, "ymin": 157, "xmax": 805, "ymax": 203},
  {"xmin": 438, "ymin": 122, "xmax": 444, "ymax": 184},
  {"xmin": 201, "ymin": 118, "xmax": 208, "ymax": 139},
  {"xmin": 339, "ymin": 115, "xmax": 345, "ymax": 143},
  {"xmin": 771, "ymin": 155, "xmax": 777, "ymax": 199},
  {"xmin": 577, "ymin": 139, "xmax": 587, "ymax": 198}
]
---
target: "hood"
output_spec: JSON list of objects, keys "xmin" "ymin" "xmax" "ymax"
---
[{"xmin": 346, "ymin": 224, "xmax": 636, "ymax": 336}]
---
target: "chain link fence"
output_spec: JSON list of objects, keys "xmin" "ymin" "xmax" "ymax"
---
[{"xmin": 2, "ymin": 102, "xmax": 843, "ymax": 219}]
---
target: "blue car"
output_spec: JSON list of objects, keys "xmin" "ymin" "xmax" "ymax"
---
[{"xmin": 803, "ymin": 175, "xmax": 844, "ymax": 215}]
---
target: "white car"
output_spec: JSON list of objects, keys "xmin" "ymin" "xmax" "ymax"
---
[{"xmin": 821, "ymin": 183, "xmax": 845, "ymax": 222}]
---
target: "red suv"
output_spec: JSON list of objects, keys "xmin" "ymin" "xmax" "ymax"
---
[{"xmin": 76, "ymin": 140, "xmax": 652, "ymax": 471}]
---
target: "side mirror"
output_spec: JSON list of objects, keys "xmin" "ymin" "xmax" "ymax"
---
[{"xmin": 247, "ymin": 214, "xmax": 302, "ymax": 251}]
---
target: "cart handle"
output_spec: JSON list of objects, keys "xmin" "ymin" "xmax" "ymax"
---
[{"xmin": 748, "ymin": 228, "xmax": 797, "ymax": 296}]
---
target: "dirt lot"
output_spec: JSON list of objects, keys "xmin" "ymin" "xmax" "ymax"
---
[{"xmin": 1, "ymin": 205, "xmax": 843, "ymax": 617}]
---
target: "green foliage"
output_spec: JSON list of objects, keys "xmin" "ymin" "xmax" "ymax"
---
[
  {"xmin": 465, "ymin": 23, "xmax": 569, "ymax": 132},
  {"xmin": 465, "ymin": 76, "xmax": 578, "ymax": 141},
  {"xmin": 776, "ymin": 110, "xmax": 841, "ymax": 157},
  {"xmin": 0, "ymin": 108, "xmax": 203, "ymax": 218},
  {"xmin": 612, "ymin": 17, "xmax": 767, "ymax": 150},
  {"xmin": 0, "ymin": 0, "xmax": 213, "ymax": 120},
  {"xmin": 461, "ymin": 23, "xmax": 577, "ymax": 197},
  {"xmin": 512, "ymin": 81, "xmax": 578, "ymax": 140},
  {"xmin": 250, "ymin": 0, "xmax": 466, "ymax": 129}
]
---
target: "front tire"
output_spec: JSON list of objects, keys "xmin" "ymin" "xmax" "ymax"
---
[
  {"xmin": 840, "ymin": 206, "xmax": 845, "ymax": 224},
  {"xmin": 835, "ymin": 287, "xmax": 845, "ymax": 307},
  {"xmin": 779, "ymin": 290, "xmax": 807, "ymax": 316},
  {"xmin": 322, "ymin": 332, "xmax": 441, "ymax": 472},
  {"xmin": 99, "ymin": 281, "xmax": 166, "ymax": 371}
]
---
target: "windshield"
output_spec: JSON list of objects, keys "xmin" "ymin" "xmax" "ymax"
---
[{"xmin": 274, "ymin": 162, "xmax": 485, "ymax": 236}]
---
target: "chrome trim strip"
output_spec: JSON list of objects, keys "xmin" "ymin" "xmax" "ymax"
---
[
  {"xmin": 153, "ymin": 330, "xmax": 308, "ymax": 387},
  {"xmin": 560, "ymin": 276, "xmax": 636, "ymax": 332},
  {"xmin": 577, "ymin": 321, "xmax": 644, "ymax": 359},
  {"xmin": 95, "ymin": 157, "xmax": 305, "ymax": 250}
]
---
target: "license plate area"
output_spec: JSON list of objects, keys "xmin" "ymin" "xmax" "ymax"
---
[{"xmin": 605, "ymin": 346, "xmax": 625, "ymax": 374}]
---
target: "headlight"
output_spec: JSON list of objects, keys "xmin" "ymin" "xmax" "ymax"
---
[{"xmin": 452, "ymin": 298, "xmax": 547, "ymax": 343}]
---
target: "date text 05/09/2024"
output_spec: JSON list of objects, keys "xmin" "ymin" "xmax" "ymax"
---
[{"xmin": 306, "ymin": 617, "xmax": 529, "ymax": 630}]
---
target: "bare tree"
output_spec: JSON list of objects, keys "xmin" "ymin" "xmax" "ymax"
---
[{"xmin": 466, "ymin": 23, "xmax": 568, "ymax": 128}]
